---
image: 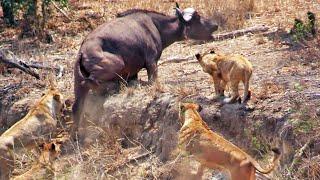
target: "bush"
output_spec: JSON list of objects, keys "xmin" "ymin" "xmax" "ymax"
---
[{"xmin": 1, "ymin": 0, "xmax": 68, "ymax": 41}]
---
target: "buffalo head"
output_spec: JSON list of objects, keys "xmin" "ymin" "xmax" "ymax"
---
[{"xmin": 175, "ymin": 3, "xmax": 218, "ymax": 40}]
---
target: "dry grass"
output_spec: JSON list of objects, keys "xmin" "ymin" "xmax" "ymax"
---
[
  {"xmin": 298, "ymin": 155, "xmax": 320, "ymax": 180},
  {"xmin": 255, "ymin": 80, "xmax": 285, "ymax": 100}
]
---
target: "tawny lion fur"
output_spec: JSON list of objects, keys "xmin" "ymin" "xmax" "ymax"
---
[
  {"xmin": 178, "ymin": 103, "xmax": 281, "ymax": 180},
  {"xmin": 0, "ymin": 87, "xmax": 63, "ymax": 179},
  {"xmin": 195, "ymin": 50, "xmax": 253, "ymax": 103},
  {"xmin": 12, "ymin": 141, "xmax": 62, "ymax": 180}
]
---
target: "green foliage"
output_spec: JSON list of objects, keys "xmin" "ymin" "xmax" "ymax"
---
[
  {"xmin": 57, "ymin": 0, "xmax": 68, "ymax": 7},
  {"xmin": 288, "ymin": 118, "xmax": 314, "ymax": 134},
  {"xmin": 292, "ymin": 20, "xmax": 308, "ymax": 41},
  {"xmin": 290, "ymin": 12, "xmax": 316, "ymax": 41},
  {"xmin": 1, "ymin": 0, "xmax": 69, "ymax": 23},
  {"xmin": 251, "ymin": 136, "xmax": 268, "ymax": 154},
  {"xmin": 293, "ymin": 82, "xmax": 304, "ymax": 92}
]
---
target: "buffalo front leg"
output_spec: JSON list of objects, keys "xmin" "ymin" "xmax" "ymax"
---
[
  {"xmin": 127, "ymin": 74, "xmax": 138, "ymax": 82},
  {"xmin": 146, "ymin": 63, "xmax": 158, "ymax": 83},
  {"xmin": 126, "ymin": 74, "xmax": 139, "ymax": 86}
]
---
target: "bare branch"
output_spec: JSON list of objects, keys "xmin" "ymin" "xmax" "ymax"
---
[
  {"xmin": 0, "ymin": 50, "xmax": 40, "ymax": 79},
  {"xmin": 212, "ymin": 25, "xmax": 269, "ymax": 41},
  {"xmin": 51, "ymin": 0, "xmax": 72, "ymax": 21}
]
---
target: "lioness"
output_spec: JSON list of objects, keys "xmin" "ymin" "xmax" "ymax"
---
[
  {"xmin": 0, "ymin": 87, "xmax": 63, "ymax": 179},
  {"xmin": 178, "ymin": 103, "xmax": 281, "ymax": 180},
  {"xmin": 195, "ymin": 50, "xmax": 253, "ymax": 103},
  {"xmin": 12, "ymin": 141, "xmax": 62, "ymax": 180}
]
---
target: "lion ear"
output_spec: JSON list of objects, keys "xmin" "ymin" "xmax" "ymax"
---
[
  {"xmin": 53, "ymin": 94, "xmax": 61, "ymax": 102},
  {"xmin": 180, "ymin": 104, "xmax": 186, "ymax": 112},
  {"xmin": 39, "ymin": 143, "xmax": 45, "ymax": 150},
  {"xmin": 49, "ymin": 143, "xmax": 56, "ymax": 152}
]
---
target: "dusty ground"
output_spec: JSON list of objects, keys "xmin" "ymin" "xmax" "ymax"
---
[{"xmin": 1, "ymin": 0, "xmax": 320, "ymax": 179}]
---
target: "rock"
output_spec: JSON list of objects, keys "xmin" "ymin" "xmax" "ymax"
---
[
  {"xmin": 0, "ymin": 97, "xmax": 33, "ymax": 134},
  {"xmin": 220, "ymin": 103, "xmax": 247, "ymax": 136}
]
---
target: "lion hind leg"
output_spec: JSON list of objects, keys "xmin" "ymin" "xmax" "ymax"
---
[
  {"xmin": 195, "ymin": 164, "xmax": 205, "ymax": 179},
  {"xmin": 231, "ymin": 165, "xmax": 256, "ymax": 180},
  {"xmin": 242, "ymin": 77, "xmax": 251, "ymax": 103},
  {"xmin": 213, "ymin": 76, "xmax": 222, "ymax": 97},
  {"xmin": 0, "ymin": 147, "xmax": 14, "ymax": 179},
  {"xmin": 223, "ymin": 81, "xmax": 239, "ymax": 104},
  {"xmin": 220, "ymin": 80, "xmax": 228, "ymax": 97}
]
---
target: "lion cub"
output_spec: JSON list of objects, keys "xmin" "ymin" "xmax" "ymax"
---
[
  {"xmin": 178, "ymin": 103, "xmax": 281, "ymax": 180},
  {"xmin": 195, "ymin": 50, "xmax": 253, "ymax": 103},
  {"xmin": 12, "ymin": 141, "xmax": 62, "ymax": 180},
  {"xmin": 0, "ymin": 87, "xmax": 63, "ymax": 179}
]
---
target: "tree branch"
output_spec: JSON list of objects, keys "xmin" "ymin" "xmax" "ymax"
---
[
  {"xmin": 0, "ymin": 50, "xmax": 40, "ymax": 79},
  {"xmin": 51, "ymin": 0, "xmax": 72, "ymax": 21},
  {"xmin": 212, "ymin": 25, "xmax": 269, "ymax": 41}
]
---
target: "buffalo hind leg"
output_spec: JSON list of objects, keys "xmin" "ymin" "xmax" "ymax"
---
[
  {"xmin": 146, "ymin": 63, "xmax": 158, "ymax": 83},
  {"xmin": 72, "ymin": 84, "xmax": 90, "ymax": 139}
]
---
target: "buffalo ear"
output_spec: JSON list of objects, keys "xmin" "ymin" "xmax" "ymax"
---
[
  {"xmin": 181, "ymin": 8, "xmax": 195, "ymax": 22},
  {"xmin": 175, "ymin": 7, "xmax": 183, "ymax": 18},
  {"xmin": 175, "ymin": 2, "xmax": 180, "ymax": 9}
]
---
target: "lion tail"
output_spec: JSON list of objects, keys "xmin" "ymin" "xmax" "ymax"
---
[{"xmin": 251, "ymin": 148, "xmax": 281, "ymax": 174}]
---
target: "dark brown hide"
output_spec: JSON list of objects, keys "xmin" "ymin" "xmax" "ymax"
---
[{"xmin": 72, "ymin": 7, "xmax": 218, "ymax": 134}]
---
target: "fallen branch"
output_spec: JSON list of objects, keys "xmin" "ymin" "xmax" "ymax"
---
[
  {"xmin": 0, "ymin": 50, "xmax": 40, "ymax": 79},
  {"xmin": 51, "ymin": 0, "xmax": 72, "ymax": 21},
  {"xmin": 0, "ymin": 83, "xmax": 23, "ymax": 96},
  {"xmin": 158, "ymin": 55, "xmax": 195, "ymax": 66},
  {"xmin": 212, "ymin": 25, "xmax": 269, "ymax": 41},
  {"xmin": 28, "ymin": 63, "xmax": 64, "ymax": 78},
  {"xmin": 289, "ymin": 135, "xmax": 319, "ymax": 175},
  {"xmin": 289, "ymin": 139, "xmax": 312, "ymax": 171},
  {"xmin": 105, "ymin": 148, "xmax": 153, "ymax": 174}
]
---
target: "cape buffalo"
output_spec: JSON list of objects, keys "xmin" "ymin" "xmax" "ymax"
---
[{"xmin": 72, "ymin": 3, "xmax": 218, "ymax": 135}]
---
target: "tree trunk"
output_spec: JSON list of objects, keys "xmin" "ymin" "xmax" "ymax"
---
[{"xmin": 1, "ymin": 0, "xmax": 16, "ymax": 25}]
